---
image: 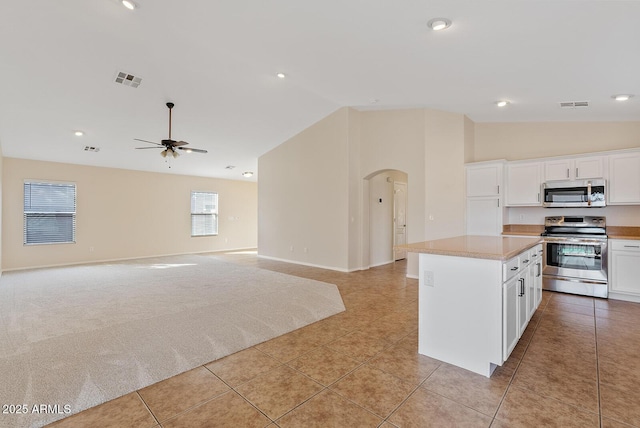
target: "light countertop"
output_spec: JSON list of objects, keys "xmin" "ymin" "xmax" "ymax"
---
[{"xmin": 396, "ymin": 235, "xmax": 542, "ymax": 261}]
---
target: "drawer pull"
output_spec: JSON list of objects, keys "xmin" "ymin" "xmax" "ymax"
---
[
  {"xmin": 510, "ymin": 267, "xmax": 519, "ymax": 271},
  {"xmin": 623, "ymin": 245, "xmax": 640, "ymax": 248},
  {"xmin": 522, "ymin": 259, "xmax": 530, "ymax": 263}
]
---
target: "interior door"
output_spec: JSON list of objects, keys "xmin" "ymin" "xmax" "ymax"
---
[{"xmin": 393, "ymin": 182, "xmax": 407, "ymax": 261}]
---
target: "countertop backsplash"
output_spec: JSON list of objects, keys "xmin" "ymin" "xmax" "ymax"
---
[{"xmin": 507, "ymin": 205, "xmax": 640, "ymax": 227}]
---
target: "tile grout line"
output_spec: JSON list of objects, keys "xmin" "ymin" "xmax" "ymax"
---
[
  {"xmin": 490, "ymin": 293, "xmax": 550, "ymax": 423},
  {"xmin": 135, "ymin": 391, "xmax": 160, "ymax": 427},
  {"xmin": 594, "ymin": 303, "xmax": 603, "ymax": 428}
]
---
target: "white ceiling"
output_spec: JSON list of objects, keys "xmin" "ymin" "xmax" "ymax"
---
[{"xmin": 1, "ymin": 1, "xmax": 639, "ymax": 180}]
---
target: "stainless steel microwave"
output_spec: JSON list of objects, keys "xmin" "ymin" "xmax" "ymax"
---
[{"xmin": 542, "ymin": 179, "xmax": 606, "ymax": 208}]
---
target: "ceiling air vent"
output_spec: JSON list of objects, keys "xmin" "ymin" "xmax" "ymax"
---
[
  {"xmin": 559, "ymin": 101, "xmax": 590, "ymax": 109},
  {"xmin": 84, "ymin": 146, "xmax": 100, "ymax": 152},
  {"xmin": 114, "ymin": 71, "xmax": 142, "ymax": 88}
]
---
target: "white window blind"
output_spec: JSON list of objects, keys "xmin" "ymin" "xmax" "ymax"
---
[
  {"xmin": 24, "ymin": 181, "xmax": 76, "ymax": 245},
  {"xmin": 191, "ymin": 191, "xmax": 218, "ymax": 236}
]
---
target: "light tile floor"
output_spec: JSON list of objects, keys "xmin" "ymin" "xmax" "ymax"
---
[{"xmin": 49, "ymin": 253, "xmax": 640, "ymax": 427}]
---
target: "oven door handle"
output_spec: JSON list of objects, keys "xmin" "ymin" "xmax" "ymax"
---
[{"xmin": 543, "ymin": 237, "xmax": 606, "ymax": 245}]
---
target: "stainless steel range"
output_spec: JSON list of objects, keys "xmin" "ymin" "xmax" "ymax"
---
[{"xmin": 541, "ymin": 215, "xmax": 608, "ymax": 298}]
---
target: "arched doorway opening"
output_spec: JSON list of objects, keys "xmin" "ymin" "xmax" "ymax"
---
[{"xmin": 363, "ymin": 169, "xmax": 408, "ymax": 268}]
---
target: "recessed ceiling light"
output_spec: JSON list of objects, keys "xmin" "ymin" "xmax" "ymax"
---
[
  {"xmin": 496, "ymin": 100, "xmax": 510, "ymax": 107},
  {"xmin": 612, "ymin": 94, "xmax": 634, "ymax": 101},
  {"xmin": 427, "ymin": 18, "xmax": 452, "ymax": 31},
  {"xmin": 276, "ymin": 73, "xmax": 286, "ymax": 79},
  {"xmin": 74, "ymin": 130, "xmax": 84, "ymax": 136},
  {"xmin": 121, "ymin": 0, "xmax": 137, "ymax": 10},
  {"xmin": 242, "ymin": 171, "xmax": 254, "ymax": 178}
]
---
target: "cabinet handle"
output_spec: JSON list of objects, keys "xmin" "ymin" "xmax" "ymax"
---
[
  {"xmin": 537, "ymin": 193, "xmax": 540, "ymax": 202},
  {"xmin": 537, "ymin": 262, "xmax": 541, "ymax": 277},
  {"xmin": 576, "ymin": 167, "xmax": 579, "ymax": 178},
  {"xmin": 511, "ymin": 267, "xmax": 519, "ymax": 271},
  {"xmin": 624, "ymin": 245, "xmax": 640, "ymax": 248},
  {"xmin": 497, "ymin": 185, "xmax": 500, "ymax": 195},
  {"xmin": 498, "ymin": 199, "xmax": 500, "ymax": 208},
  {"xmin": 523, "ymin": 259, "xmax": 530, "ymax": 263},
  {"xmin": 519, "ymin": 278, "xmax": 525, "ymax": 296},
  {"xmin": 566, "ymin": 168, "xmax": 570, "ymax": 178}
]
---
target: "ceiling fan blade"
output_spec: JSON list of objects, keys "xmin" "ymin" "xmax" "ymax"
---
[
  {"xmin": 178, "ymin": 147, "xmax": 208, "ymax": 154},
  {"xmin": 173, "ymin": 141, "xmax": 189, "ymax": 147},
  {"xmin": 135, "ymin": 146, "xmax": 163, "ymax": 149},
  {"xmin": 134, "ymin": 138, "xmax": 162, "ymax": 145}
]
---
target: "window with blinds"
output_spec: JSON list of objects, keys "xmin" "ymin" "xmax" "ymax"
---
[
  {"xmin": 191, "ymin": 191, "xmax": 218, "ymax": 236},
  {"xmin": 24, "ymin": 181, "xmax": 77, "ymax": 245}
]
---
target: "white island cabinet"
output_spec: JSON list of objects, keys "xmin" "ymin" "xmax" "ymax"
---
[{"xmin": 399, "ymin": 236, "xmax": 542, "ymax": 377}]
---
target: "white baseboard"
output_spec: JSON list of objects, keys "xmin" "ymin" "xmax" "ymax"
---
[
  {"xmin": 406, "ymin": 274, "xmax": 419, "ymax": 280},
  {"xmin": 257, "ymin": 254, "xmax": 354, "ymax": 273},
  {"xmin": 608, "ymin": 292, "xmax": 640, "ymax": 303},
  {"xmin": 1, "ymin": 247, "xmax": 258, "ymax": 273}
]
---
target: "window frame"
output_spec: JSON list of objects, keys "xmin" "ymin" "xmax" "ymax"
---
[
  {"xmin": 190, "ymin": 191, "xmax": 218, "ymax": 237},
  {"xmin": 23, "ymin": 180, "xmax": 77, "ymax": 246}
]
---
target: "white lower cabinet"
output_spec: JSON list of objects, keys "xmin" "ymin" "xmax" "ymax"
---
[
  {"xmin": 502, "ymin": 244, "xmax": 542, "ymax": 361},
  {"xmin": 609, "ymin": 239, "xmax": 640, "ymax": 302},
  {"xmin": 418, "ymin": 241, "xmax": 543, "ymax": 377},
  {"xmin": 503, "ymin": 275, "xmax": 520, "ymax": 359}
]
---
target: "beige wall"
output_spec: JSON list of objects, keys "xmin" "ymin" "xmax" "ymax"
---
[
  {"xmin": 259, "ymin": 107, "xmax": 469, "ymax": 272},
  {"xmin": 424, "ymin": 109, "xmax": 466, "ymax": 240},
  {"xmin": 258, "ymin": 108, "xmax": 350, "ymax": 270},
  {"xmin": 2, "ymin": 158, "xmax": 257, "ymax": 270},
  {"xmin": 0, "ymin": 146, "xmax": 3, "ymax": 272},
  {"xmin": 474, "ymin": 121, "xmax": 640, "ymax": 162},
  {"xmin": 359, "ymin": 109, "xmax": 427, "ymax": 246}
]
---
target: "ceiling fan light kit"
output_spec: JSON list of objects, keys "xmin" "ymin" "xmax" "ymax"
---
[{"xmin": 135, "ymin": 102, "xmax": 208, "ymax": 160}]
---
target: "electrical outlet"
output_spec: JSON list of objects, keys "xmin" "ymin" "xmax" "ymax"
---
[{"xmin": 424, "ymin": 270, "xmax": 435, "ymax": 286}]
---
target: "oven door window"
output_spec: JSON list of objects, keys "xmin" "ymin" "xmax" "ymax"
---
[
  {"xmin": 546, "ymin": 242, "xmax": 602, "ymax": 271},
  {"xmin": 544, "ymin": 187, "xmax": 588, "ymax": 203}
]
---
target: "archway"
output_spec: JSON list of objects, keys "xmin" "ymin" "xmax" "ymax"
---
[{"xmin": 362, "ymin": 169, "xmax": 408, "ymax": 268}]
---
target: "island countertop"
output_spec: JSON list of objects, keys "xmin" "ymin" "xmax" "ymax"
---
[{"xmin": 396, "ymin": 235, "xmax": 542, "ymax": 261}]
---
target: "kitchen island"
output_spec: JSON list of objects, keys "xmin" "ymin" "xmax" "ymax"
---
[{"xmin": 396, "ymin": 235, "xmax": 542, "ymax": 377}]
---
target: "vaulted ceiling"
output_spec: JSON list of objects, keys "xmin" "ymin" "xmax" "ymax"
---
[{"xmin": 1, "ymin": 1, "xmax": 638, "ymax": 179}]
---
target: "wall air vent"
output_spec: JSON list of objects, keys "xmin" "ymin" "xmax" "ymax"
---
[
  {"xmin": 84, "ymin": 146, "xmax": 100, "ymax": 152},
  {"xmin": 114, "ymin": 71, "xmax": 142, "ymax": 88},
  {"xmin": 559, "ymin": 101, "xmax": 590, "ymax": 109}
]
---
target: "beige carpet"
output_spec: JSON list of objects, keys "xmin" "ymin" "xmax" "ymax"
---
[{"xmin": 0, "ymin": 254, "xmax": 345, "ymax": 428}]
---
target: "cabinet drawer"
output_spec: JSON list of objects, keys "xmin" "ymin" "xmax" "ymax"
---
[
  {"xmin": 611, "ymin": 240, "xmax": 640, "ymax": 252},
  {"xmin": 504, "ymin": 256, "xmax": 520, "ymax": 281}
]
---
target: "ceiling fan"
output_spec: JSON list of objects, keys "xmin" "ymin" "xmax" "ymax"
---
[{"xmin": 135, "ymin": 102, "xmax": 208, "ymax": 158}]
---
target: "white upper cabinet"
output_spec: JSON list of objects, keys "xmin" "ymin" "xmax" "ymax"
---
[
  {"xmin": 575, "ymin": 156, "xmax": 605, "ymax": 179},
  {"xmin": 466, "ymin": 162, "xmax": 503, "ymax": 197},
  {"xmin": 544, "ymin": 156, "xmax": 604, "ymax": 181},
  {"xmin": 609, "ymin": 151, "xmax": 640, "ymax": 204},
  {"xmin": 506, "ymin": 162, "xmax": 542, "ymax": 206},
  {"xmin": 467, "ymin": 198, "xmax": 502, "ymax": 236}
]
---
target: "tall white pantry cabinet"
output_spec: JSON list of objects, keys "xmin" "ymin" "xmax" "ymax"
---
[{"xmin": 465, "ymin": 160, "xmax": 505, "ymax": 236}]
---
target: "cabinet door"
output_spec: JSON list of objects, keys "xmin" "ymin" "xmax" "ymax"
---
[
  {"xmin": 503, "ymin": 275, "xmax": 520, "ymax": 360},
  {"xmin": 609, "ymin": 153, "xmax": 640, "ymax": 204},
  {"xmin": 545, "ymin": 159, "xmax": 572, "ymax": 181},
  {"xmin": 527, "ymin": 263, "xmax": 536, "ymax": 320},
  {"xmin": 518, "ymin": 274, "xmax": 529, "ymax": 335},
  {"xmin": 610, "ymin": 242, "xmax": 640, "ymax": 295},
  {"xmin": 535, "ymin": 257, "xmax": 543, "ymax": 308},
  {"xmin": 575, "ymin": 156, "xmax": 604, "ymax": 179},
  {"xmin": 506, "ymin": 162, "xmax": 542, "ymax": 206},
  {"xmin": 466, "ymin": 164, "xmax": 502, "ymax": 197},
  {"xmin": 466, "ymin": 198, "xmax": 502, "ymax": 236}
]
